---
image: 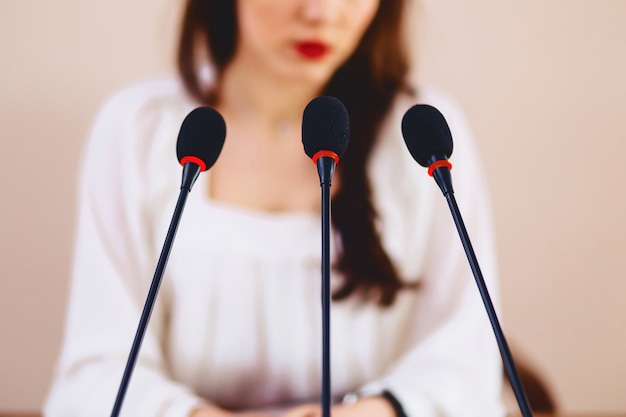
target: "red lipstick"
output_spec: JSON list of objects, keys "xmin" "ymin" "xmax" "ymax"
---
[{"xmin": 295, "ymin": 41, "xmax": 329, "ymax": 59}]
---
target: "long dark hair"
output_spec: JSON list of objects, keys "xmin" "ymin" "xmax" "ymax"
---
[{"xmin": 177, "ymin": 0, "xmax": 416, "ymax": 306}]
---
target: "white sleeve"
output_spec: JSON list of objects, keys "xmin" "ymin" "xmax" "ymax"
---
[
  {"xmin": 44, "ymin": 90, "xmax": 204, "ymax": 417},
  {"xmin": 362, "ymin": 94, "xmax": 506, "ymax": 417}
]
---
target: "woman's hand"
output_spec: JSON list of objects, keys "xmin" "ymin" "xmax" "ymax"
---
[
  {"xmin": 280, "ymin": 403, "xmax": 320, "ymax": 417},
  {"xmin": 189, "ymin": 404, "xmax": 231, "ymax": 417},
  {"xmin": 189, "ymin": 404, "xmax": 275, "ymax": 417},
  {"xmin": 280, "ymin": 396, "xmax": 396, "ymax": 417}
]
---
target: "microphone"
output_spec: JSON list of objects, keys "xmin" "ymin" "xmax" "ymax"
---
[
  {"xmin": 401, "ymin": 104, "xmax": 454, "ymax": 195},
  {"xmin": 301, "ymin": 96, "xmax": 349, "ymax": 417},
  {"xmin": 110, "ymin": 106, "xmax": 226, "ymax": 417},
  {"xmin": 177, "ymin": 106, "xmax": 226, "ymax": 191},
  {"xmin": 302, "ymin": 96, "xmax": 350, "ymax": 185},
  {"xmin": 401, "ymin": 104, "xmax": 534, "ymax": 417}
]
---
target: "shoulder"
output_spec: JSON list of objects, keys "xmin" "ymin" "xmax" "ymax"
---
[
  {"xmin": 93, "ymin": 77, "xmax": 197, "ymax": 132},
  {"xmin": 82, "ymin": 77, "xmax": 199, "ymax": 193},
  {"xmin": 415, "ymin": 86, "xmax": 475, "ymax": 153},
  {"xmin": 88, "ymin": 76, "xmax": 200, "ymax": 156},
  {"xmin": 100, "ymin": 77, "xmax": 194, "ymax": 112},
  {"xmin": 370, "ymin": 85, "xmax": 489, "ymax": 278},
  {"xmin": 382, "ymin": 85, "xmax": 481, "ymax": 178},
  {"xmin": 370, "ymin": 84, "xmax": 476, "ymax": 176},
  {"xmin": 391, "ymin": 85, "xmax": 474, "ymax": 149}
]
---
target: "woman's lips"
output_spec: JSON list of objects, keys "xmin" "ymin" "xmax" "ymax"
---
[{"xmin": 295, "ymin": 41, "xmax": 329, "ymax": 59}]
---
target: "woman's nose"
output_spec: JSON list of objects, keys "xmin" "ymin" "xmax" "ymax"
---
[{"xmin": 298, "ymin": 0, "xmax": 342, "ymax": 24}]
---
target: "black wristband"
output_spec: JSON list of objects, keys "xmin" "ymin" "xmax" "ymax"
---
[{"xmin": 381, "ymin": 390, "xmax": 408, "ymax": 417}]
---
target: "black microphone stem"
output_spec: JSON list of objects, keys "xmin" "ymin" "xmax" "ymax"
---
[
  {"xmin": 317, "ymin": 157, "xmax": 334, "ymax": 417},
  {"xmin": 442, "ymin": 187, "xmax": 533, "ymax": 417},
  {"xmin": 110, "ymin": 162, "xmax": 200, "ymax": 417}
]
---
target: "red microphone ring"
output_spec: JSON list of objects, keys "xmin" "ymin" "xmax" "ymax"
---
[
  {"xmin": 427, "ymin": 160, "xmax": 452, "ymax": 177},
  {"xmin": 180, "ymin": 155, "xmax": 207, "ymax": 172},
  {"xmin": 312, "ymin": 150, "xmax": 339, "ymax": 165}
]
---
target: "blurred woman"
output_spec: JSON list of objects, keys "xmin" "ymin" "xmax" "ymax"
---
[{"xmin": 45, "ymin": 1, "xmax": 504, "ymax": 416}]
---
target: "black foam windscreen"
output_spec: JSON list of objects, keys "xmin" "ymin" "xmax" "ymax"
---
[
  {"xmin": 302, "ymin": 96, "xmax": 350, "ymax": 159},
  {"xmin": 401, "ymin": 104, "xmax": 453, "ymax": 167},
  {"xmin": 176, "ymin": 107, "xmax": 226, "ymax": 171}
]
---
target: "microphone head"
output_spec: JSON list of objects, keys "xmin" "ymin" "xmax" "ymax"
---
[
  {"xmin": 401, "ymin": 104, "xmax": 453, "ymax": 167},
  {"xmin": 302, "ymin": 96, "xmax": 350, "ymax": 160},
  {"xmin": 176, "ymin": 106, "xmax": 226, "ymax": 171}
]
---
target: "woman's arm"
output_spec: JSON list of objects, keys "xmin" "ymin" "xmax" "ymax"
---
[
  {"xmin": 361, "ymin": 91, "xmax": 506, "ymax": 417},
  {"xmin": 44, "ymin": 84, "xmax": 206, "ymax": 417}
]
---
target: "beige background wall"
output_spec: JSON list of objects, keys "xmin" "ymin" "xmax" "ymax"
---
[{"xmin": 1, "ymin": 0, "xmax": 625, "ymax": 413}]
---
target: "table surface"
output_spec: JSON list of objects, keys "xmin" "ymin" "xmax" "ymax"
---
[{"xmin": 1, "ymin": 413, "xmax": 625, "ymax": 417}]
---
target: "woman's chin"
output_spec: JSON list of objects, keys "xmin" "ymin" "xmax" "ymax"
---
[{"xmin": 278, "ymin": 65, "xmax": 337, "ymax": 90}]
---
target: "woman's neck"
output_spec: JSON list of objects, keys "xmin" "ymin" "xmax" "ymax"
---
[
  {"xmin": 204, "ymin": 59, "xmax": 331, "ymax": 213},
  {"xmin": 216, "ymin": 58, "xmax": 325, "ymax": 139}
]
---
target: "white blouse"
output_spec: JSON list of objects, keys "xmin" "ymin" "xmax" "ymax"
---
[{"xmin": 45, "ymin": 78, "xmax": 505, "ymax": 417}]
